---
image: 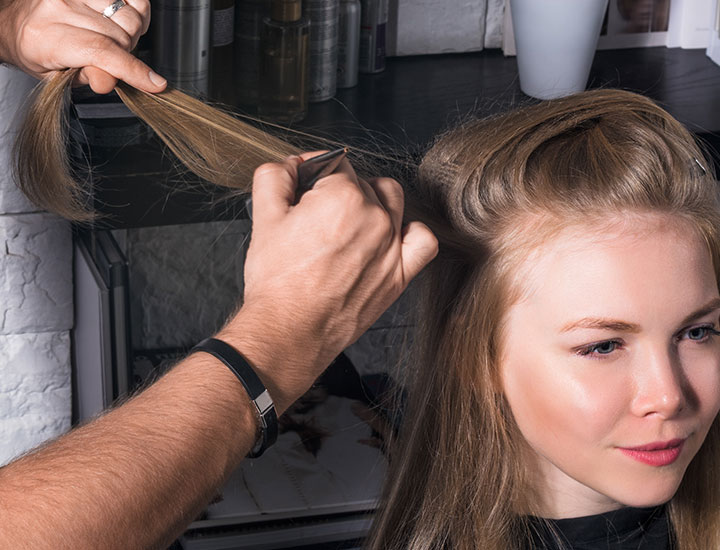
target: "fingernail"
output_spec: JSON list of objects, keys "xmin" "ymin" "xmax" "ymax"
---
[{"xmin": 149, "ymin": 70, "xmax": 166, "ymax": 87}]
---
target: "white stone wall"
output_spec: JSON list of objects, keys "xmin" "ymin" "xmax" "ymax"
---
[
  {"xmin": 387, "ymin": 0, "xmax": 505, "ymax": 56},
  {"xmin": 0, "ymin": 66, "xmax": 73, "ymax": 467}
]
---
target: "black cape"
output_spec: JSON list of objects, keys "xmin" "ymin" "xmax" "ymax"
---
[{"xmin": 525, "ymin": 506, "xmax": 671, "ymax": 550}]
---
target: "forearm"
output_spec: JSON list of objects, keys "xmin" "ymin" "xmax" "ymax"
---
[{"xmin": 0, "ymin": 313, "xmax": 294, "ymax": 549}]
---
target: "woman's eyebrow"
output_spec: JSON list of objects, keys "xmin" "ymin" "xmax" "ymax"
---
[
  {"xmin": 559, "ymin": 318, "xmax": 639, "ymax": 333},
  {"xmin": 559, "ymin": 298, "xmax": 720, "ymax": 334},
  {"xmin": 678, "ymin": 297, "xmax": 720, "ymax": 327}
]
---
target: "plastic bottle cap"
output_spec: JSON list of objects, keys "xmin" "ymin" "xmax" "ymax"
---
[{"xmin": 272, "ymin": 0, "xmax": 301, "ymax": 22}]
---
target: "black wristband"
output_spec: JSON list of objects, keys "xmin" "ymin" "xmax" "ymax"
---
[{"xmin": 192, "ymin": 337, "xmax": 278, "ymax": 458}]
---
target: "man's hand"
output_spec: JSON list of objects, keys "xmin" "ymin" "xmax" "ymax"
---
[
  {"xmin": 0, "ymin": 0, "xmax": 165, "ymax": 94},
  {"xmin": 219, "ymin": 153, "xmax": 439, "ymax": 412},
  {"xmin": 0, "ymin": 153, "xmax": 436, "ymax": 548}
]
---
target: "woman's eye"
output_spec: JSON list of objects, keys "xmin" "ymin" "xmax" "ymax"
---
[
  {"xmin": 577, "ymin": 340, "xmax": 621, "ymax": 357},
  {"xmin": 681, "ymin": 325, "xmax": 720, "ymax": 342}
]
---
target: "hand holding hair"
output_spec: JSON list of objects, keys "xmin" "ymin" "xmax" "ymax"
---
[
  {"xmin": 216, "ymin": 152, "xmax": 438, "ymax": 413},
  {"xmin": 0, "ymin": 0, "xmax": 165, "ymax": 94}
]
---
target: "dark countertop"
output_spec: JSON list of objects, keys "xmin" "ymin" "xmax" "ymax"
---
[{"xmin": 82, "ymin": 47, "xmax": 720, "ymax": 229}]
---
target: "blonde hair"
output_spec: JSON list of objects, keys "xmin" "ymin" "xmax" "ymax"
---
[
  {"xmin": 368, "ymin": 90, "xmax": 720, "ymax": 550},
  {"xmin": 13, "ymin": 68, "xmax": 301, "ymax": 221},
  {"xmin": 13, "ymin": 72, "xmax": 720, "ymax": 549}
]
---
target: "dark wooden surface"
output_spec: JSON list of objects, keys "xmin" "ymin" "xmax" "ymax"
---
[
  {"xmin": 304, "ymin": 48, "xmax": 720, "ymax": 143},
  {"xmin": 84, "ymin": 47, "xmax": 720, "ymax": 229}
]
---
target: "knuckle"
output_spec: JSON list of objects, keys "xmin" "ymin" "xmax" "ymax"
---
[
  {"xmin": 378, "ymin": 176, "xmax": 403, "ymax": 194},
  {"xmin": 326, "ymin": 180, "xmax": 363, "ymax": 208},
  {"xmin": 339, "ymin": 182, "xmax": 364, "ymax": 205},
  {"xmin": 133, "ymin": 0, "xmax": 151, "ymax": 19},
  {"xmin": 253, "ymin": 162, "xmax": 283, "ymax": 180},
  {"xmin": 370, "ymin": 206, "xmax": 393, "ymax": 234},
  {"xmin": 378, "ymin": 178, "xmax": 405, "ymax": 206},
  {"xmin": 127, "ymin": 15, "xmax": 145, "ymax": 41},
  {"xmin": 352, "ymin": 205, "xmax": 391, "ymax": 245},
  {"xmin": 117, "ymin": 32, "xmax": 133, "ymax": 51},
  {"xmin": 392, "ymin": 182, "xmax": 405, "ymax": 202}
]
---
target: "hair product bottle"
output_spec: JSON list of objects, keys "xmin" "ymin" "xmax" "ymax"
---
[
  {"xmin": 153, "ymin": 0, "xmax": 212, "ymax": 97},
  {"xmin": 337, "ymin": 0, "xmax": 360, "ymax": 88},
  {"xmin": 303, "ymin": 0, "xmax": 339, "ymax": 102},
  {"xmin": 234, "ymin": 0, "xmax": 268, "ymax": 107},
  {"xmin": 259, "ymin": 0, "xmax": 310, "ymax": 121},
  {"xmin": 359, "ymin": 0, "xmax": 386, "ymax": 74},
  {"xmin": 211, "ymin": 0, "xmax": 236, "ymax": 105}
]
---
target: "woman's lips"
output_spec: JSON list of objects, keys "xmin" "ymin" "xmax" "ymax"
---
[{"xmin": 618, "ymin": 439, "xmax": 685, "ymax": 466}]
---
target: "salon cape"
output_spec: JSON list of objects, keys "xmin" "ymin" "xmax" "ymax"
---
[{"xmin": 526, "ymin": 505, "xmax": 670, "ymax": 549}]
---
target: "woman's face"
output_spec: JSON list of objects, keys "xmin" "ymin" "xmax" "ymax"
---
[{"xmin": 500, "ymin": 214, "xmax": 720, "ymax": 519}]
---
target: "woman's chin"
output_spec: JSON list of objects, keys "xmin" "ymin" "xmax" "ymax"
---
[{"xmin": 613, "ymin": 483, "xmax": 678, "ymax": 510}]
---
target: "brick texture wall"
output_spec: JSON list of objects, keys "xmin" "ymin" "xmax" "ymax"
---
[{"xmin": 0, "ymin": 66, "xmax": 72, "ymax": 466}]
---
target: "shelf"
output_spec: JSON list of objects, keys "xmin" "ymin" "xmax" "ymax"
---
[{"xmin": 81, "ymin": 47, "xmax": 720, "ymax": 229}]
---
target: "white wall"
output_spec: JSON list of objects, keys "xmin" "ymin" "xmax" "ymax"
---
[
  {"xmin": 0, "ymin": 66, "xmax": 73, "ymax": 466},
  {"xmin": 387, "ymin": 0, "xmax": 505, "ymax": 56}
]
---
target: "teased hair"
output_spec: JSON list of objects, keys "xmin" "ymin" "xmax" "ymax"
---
[{"xmin": 13, "ymin": 71, "xmax": 720, "ymax": 550}]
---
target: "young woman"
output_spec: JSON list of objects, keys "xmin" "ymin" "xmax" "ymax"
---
[
  {"xmin": 367, "ymin": 90, "xmax": 720, "ymax": 549},
  {"xmin": 15, "ymin": 72, "xmax": 720, "ymax": 548}
]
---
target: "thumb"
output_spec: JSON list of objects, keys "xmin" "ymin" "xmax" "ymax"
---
[{"xmin": 400, "ymin": 221, "xmax": 438, "ymax": 283}]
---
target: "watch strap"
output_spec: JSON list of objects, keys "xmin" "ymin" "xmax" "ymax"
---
[{"xmin": 192, "ymin": 337, "xmax": 278, "ymax": 458}]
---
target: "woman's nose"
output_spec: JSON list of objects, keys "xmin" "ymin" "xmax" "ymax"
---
[{"xmin": 630, "ymin": 348, "xmax": 688, "ymax": 419}]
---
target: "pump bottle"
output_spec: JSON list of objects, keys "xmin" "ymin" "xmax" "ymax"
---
[{"xmin": 258, "ymin": 0, "xmax": 310, "ymax": 122}]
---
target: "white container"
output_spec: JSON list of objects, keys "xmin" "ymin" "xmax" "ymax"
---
[
  {"xmin": 708, "ymin": 0, "xmax": 720, "ymax": 66},
  {"xmin": 510, "ymin": 0, "xmax": 608, "ymax": 99}
]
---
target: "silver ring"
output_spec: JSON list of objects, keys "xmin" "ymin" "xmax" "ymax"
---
[{"xmin": 102, "ymin": 0, "xmax": 127, "ymax": 18}]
